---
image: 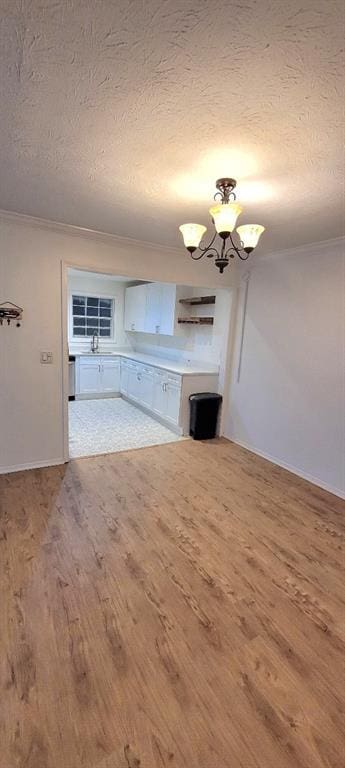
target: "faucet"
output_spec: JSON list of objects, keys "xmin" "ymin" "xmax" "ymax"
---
[{"xmin": 91, "ymin": 331, "xmax": 99, "ymax": 353}]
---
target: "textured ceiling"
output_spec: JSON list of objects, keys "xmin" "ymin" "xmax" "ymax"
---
[{"xmin": 0, "ymin": 0, "xmax": 344, "ymax": 253}]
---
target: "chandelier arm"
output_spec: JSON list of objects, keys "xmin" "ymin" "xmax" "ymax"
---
[
  {"xmin": 228, "ymin": 232, "xmax": 242, "ymax": 256},
  {"xmin": 225, "ymin": 247, "xmax": 236, "ymax": 259},
  {"xmin": 191, "ymin": 246, "xmax": 220, "ymax": 261},
  {"xmin": 227, "ymin": 232, "xmax": 250, "ymax": 260},
  {"xmin": 204, "ymin": 247, "xmax": 220, "ymax": 259},
  {"xmin": 198, "ymin": 230, "xmax": 218, "ymax": 254},
  {"xmin": 190, "ymin": 251, "xmax": 207, "ymax": 261}
]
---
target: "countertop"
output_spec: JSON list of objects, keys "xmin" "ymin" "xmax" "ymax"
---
[{"xmin": 71, "ymin": 350, "xmax": 219, "ymax": 377}]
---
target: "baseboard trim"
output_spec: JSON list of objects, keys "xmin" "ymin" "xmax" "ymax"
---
[
  {"xmin": 122, "ymin": 395, "xmax": 183, "ymax": 435},
  {"xmin": 0, "ymin": 458, "xmax": 66, "ymax": 476},
  {"xmin": 223, "ymin": 435, "xmax": 345, "ymax": 500},
  {"xmin": 75, "ymin": 392, "xmax": 121, "ymax": 400}
]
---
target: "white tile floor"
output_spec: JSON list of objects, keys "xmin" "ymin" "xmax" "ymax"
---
[{"xmin": 69, "ymin": 397, "xmax": 185, "ymax": 459}]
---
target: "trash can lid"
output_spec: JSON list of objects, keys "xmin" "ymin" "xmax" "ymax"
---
[{"xmin": 189, "ymin": 392, "xmax": 222, "ymax": 402}]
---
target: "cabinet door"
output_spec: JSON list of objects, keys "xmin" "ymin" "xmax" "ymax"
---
[
  {"xmin": 138, "ymin": 369, "xmax": 154, "ymax": 410},
  {"xmin": 152, "ymin": 372, "xmax": 167, "ymax": 417},
  {"xmin": 101, "ymin": 360, "xmax": 120, "ymax": 392},
  {"xmin": 145, "ymin": 283, "xmax": 161, "ymax": 334},
  {"xmin": 120, "ymin": 361, "xmax": 129, "ymax": 395},
  {"xmin": 135, "ymin": 285, "xmax": 148, "ymax": 332},
  {"xmin": 124, "ymin": 287, "xmax": 134, "ymax": 331},
  {"xmin": 165, "ymin": 381, "xmax": 181, "ymax": 425},
  {"xmin": 144, "ymin": 283, "xmax": 177, "ymax": 336},
  {"xmin": 78, "ymin": 362, "xmax": 101, "ymax": 394},
  {"xmin": 124, "ymin": 285, "xmax": 147, "ymax": 332},
  {"xmin": 127, "ymin": 366, "xmax": 140, "ymax": 401},
  {"xmin": 159, "ymin": 284, "xmax": 177, "ymax": 336}
]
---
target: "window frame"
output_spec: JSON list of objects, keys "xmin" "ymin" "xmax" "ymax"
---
[{"xmin": 69, "ymin": 291, "xmax": 115, "ymax": 343}]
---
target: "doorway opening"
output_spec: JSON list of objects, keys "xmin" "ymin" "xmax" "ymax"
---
[{"xmin": 66, "ymin": 267, "xmax": 230, "ymax": 460}]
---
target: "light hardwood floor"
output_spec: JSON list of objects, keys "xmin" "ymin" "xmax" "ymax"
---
[{"xmin": 1, "ymin": 438, "xmax": 344, "ymax": 768}]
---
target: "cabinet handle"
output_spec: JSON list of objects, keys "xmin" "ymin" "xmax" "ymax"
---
[{"xmin": 99, "ymin": 364, "xmax": 101, "ymax": 373}]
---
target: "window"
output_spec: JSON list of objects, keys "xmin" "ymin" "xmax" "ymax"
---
[{"xmin": 71, "ymin": 295, "xmax": 114, "ymax": 337}]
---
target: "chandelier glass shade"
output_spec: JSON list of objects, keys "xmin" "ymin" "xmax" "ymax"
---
[
  {"xmin": 208, "ymin": 201, "xmax": 243, "ymax": 235},
  {"xmin": 179, "ymin": 177, "xmax": 265, "ymax": 273},
  {"xmin": 236, "ymin": 224, "xmax": 265, "ymax": 251},
  {"xmin": 179, "ymin": 223, "xmax": 207, "ymax": 251}
]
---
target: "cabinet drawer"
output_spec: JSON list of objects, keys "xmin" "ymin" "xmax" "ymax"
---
[
  {"xmin": 78, "ymin": 355, "xmax": 120, "ymax": 366},
  {"xmin": 167, "ymin": 372, "xmax": 181, "ymax": 386},
  {"xmin": 153, "ymin": 368, "xmax": 165, "ymax": 379},
  {"xmin": 79, "ymin": 355, "xmax": 100, "ymax": 366}
]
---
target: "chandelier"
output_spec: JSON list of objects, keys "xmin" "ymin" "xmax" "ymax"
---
[{"xmin": 179, "ymin": 177, "xmax": 265, "ymax": 273}]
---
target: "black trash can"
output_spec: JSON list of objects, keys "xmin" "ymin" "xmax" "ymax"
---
[{"xmin": 189, "ymin": 392, "xmax": 222, "ymax": 440}]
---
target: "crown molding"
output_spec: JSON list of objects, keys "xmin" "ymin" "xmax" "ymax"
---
[
  {"xmin": 1, "ymin": 207, "xmax": 343, "ymax": 263},
  {"xmin": 260, "ymin": 235, "xmax": 345, "ymax": 261},
  {"xmin": 0, "ymin": 208, "xmax": 182, "ymax": 256}
]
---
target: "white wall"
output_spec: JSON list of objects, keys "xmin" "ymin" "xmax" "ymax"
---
[
  {"xmin": 0, "ymin": 213, "xmax": 233, "ymax": 472},
  {"xmin": 0, "ymin": 243, "xmax": 64, "ymax": 471},
  {"xmin": 224, "ymin": 238, "xmax": 345, "ymax": 498},
  {"xmin": 67, "ymin": 272, "xmax": 132, "ymax": 351}
]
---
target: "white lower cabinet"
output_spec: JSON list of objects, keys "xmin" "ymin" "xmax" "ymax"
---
[
  {"xmin": 139, "ymin": 368, "xmax": 154, "ymax": 410},
  {"xmin": 101, "ymin": 358, "xmax": 120, "ymax": 393},
  {"xmin": 76, "ymin": 356, "xmax": 120, "ymax": 396},
  {"xmin": 76, "ymin": 354, "xmax": 218, "ymax": 435},
  {"xmin": 123, "ymin": 361, "xmax": 181, "ymax": 428},
  {"xmin": 127, "ymin": 363, "xmax": 140, "ymax": 402},
  {"xmin": 120, "ymin": 360, "xmax": 129, "ymax": 396},
  {"xmin": 78, "ymin": 359, "xmax": 102, "ymax": 395},
  {"xmin": 165, "ymin": 379, "xmax": 181, "ymax": 424},
  {"xmin": 126, "ymin": 363, "xmax": 155, "ymax": 410},
  {"xmin": 152, "ymin": 371, "xmax": 166, "ymax": 418},
  {"xmin": 151, "ymin": 370, "xmax": 181, "ymax": 426}
]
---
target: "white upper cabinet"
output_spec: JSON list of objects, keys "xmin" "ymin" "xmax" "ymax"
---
[
  {"xmin": 124, "ymin": 284, "xmax": 147, "ymax": 332},
  {"xmin": 159, "ymin": 284, "xmax": 177, "ymax": 336},
  {"xmin": 145, "ymin": 283, "xmax": 162, "ymax": 334},
  {"xmin": 125, "ymin": 283, "xmax": 177, "ymax": 336}
]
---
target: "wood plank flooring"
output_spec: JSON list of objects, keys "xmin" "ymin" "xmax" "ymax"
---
[{"xmin": 1, "ymin": 438, "xmax": 344, "ymax": 768}]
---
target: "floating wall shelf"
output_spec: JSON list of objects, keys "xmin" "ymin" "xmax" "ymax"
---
[
  {"xmin": 178, "ymin": 316, "xmax": 214, "ymax": 325},
  {"xmin": 179, "ymin": 295, "xmax": 216, "ymax": 306}
]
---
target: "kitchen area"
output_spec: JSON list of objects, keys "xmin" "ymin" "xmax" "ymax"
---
[{"xmin": 67, "ymin": 268, "xmax": 231, "ymax": 458}]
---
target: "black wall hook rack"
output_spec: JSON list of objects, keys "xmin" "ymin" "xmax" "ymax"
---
[{"xmin": 0, "ymin": 302, "xmax": 23, "ymax": 327}]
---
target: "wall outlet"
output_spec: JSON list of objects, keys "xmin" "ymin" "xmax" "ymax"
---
[{"xmin": 40, "ymin": 352, "xmax": 53, "ymax": 364}]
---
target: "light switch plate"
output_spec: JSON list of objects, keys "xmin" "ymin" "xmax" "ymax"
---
[{"xmin": 40, "ymin": 352, "xmax": 53, "ymax": 364}]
